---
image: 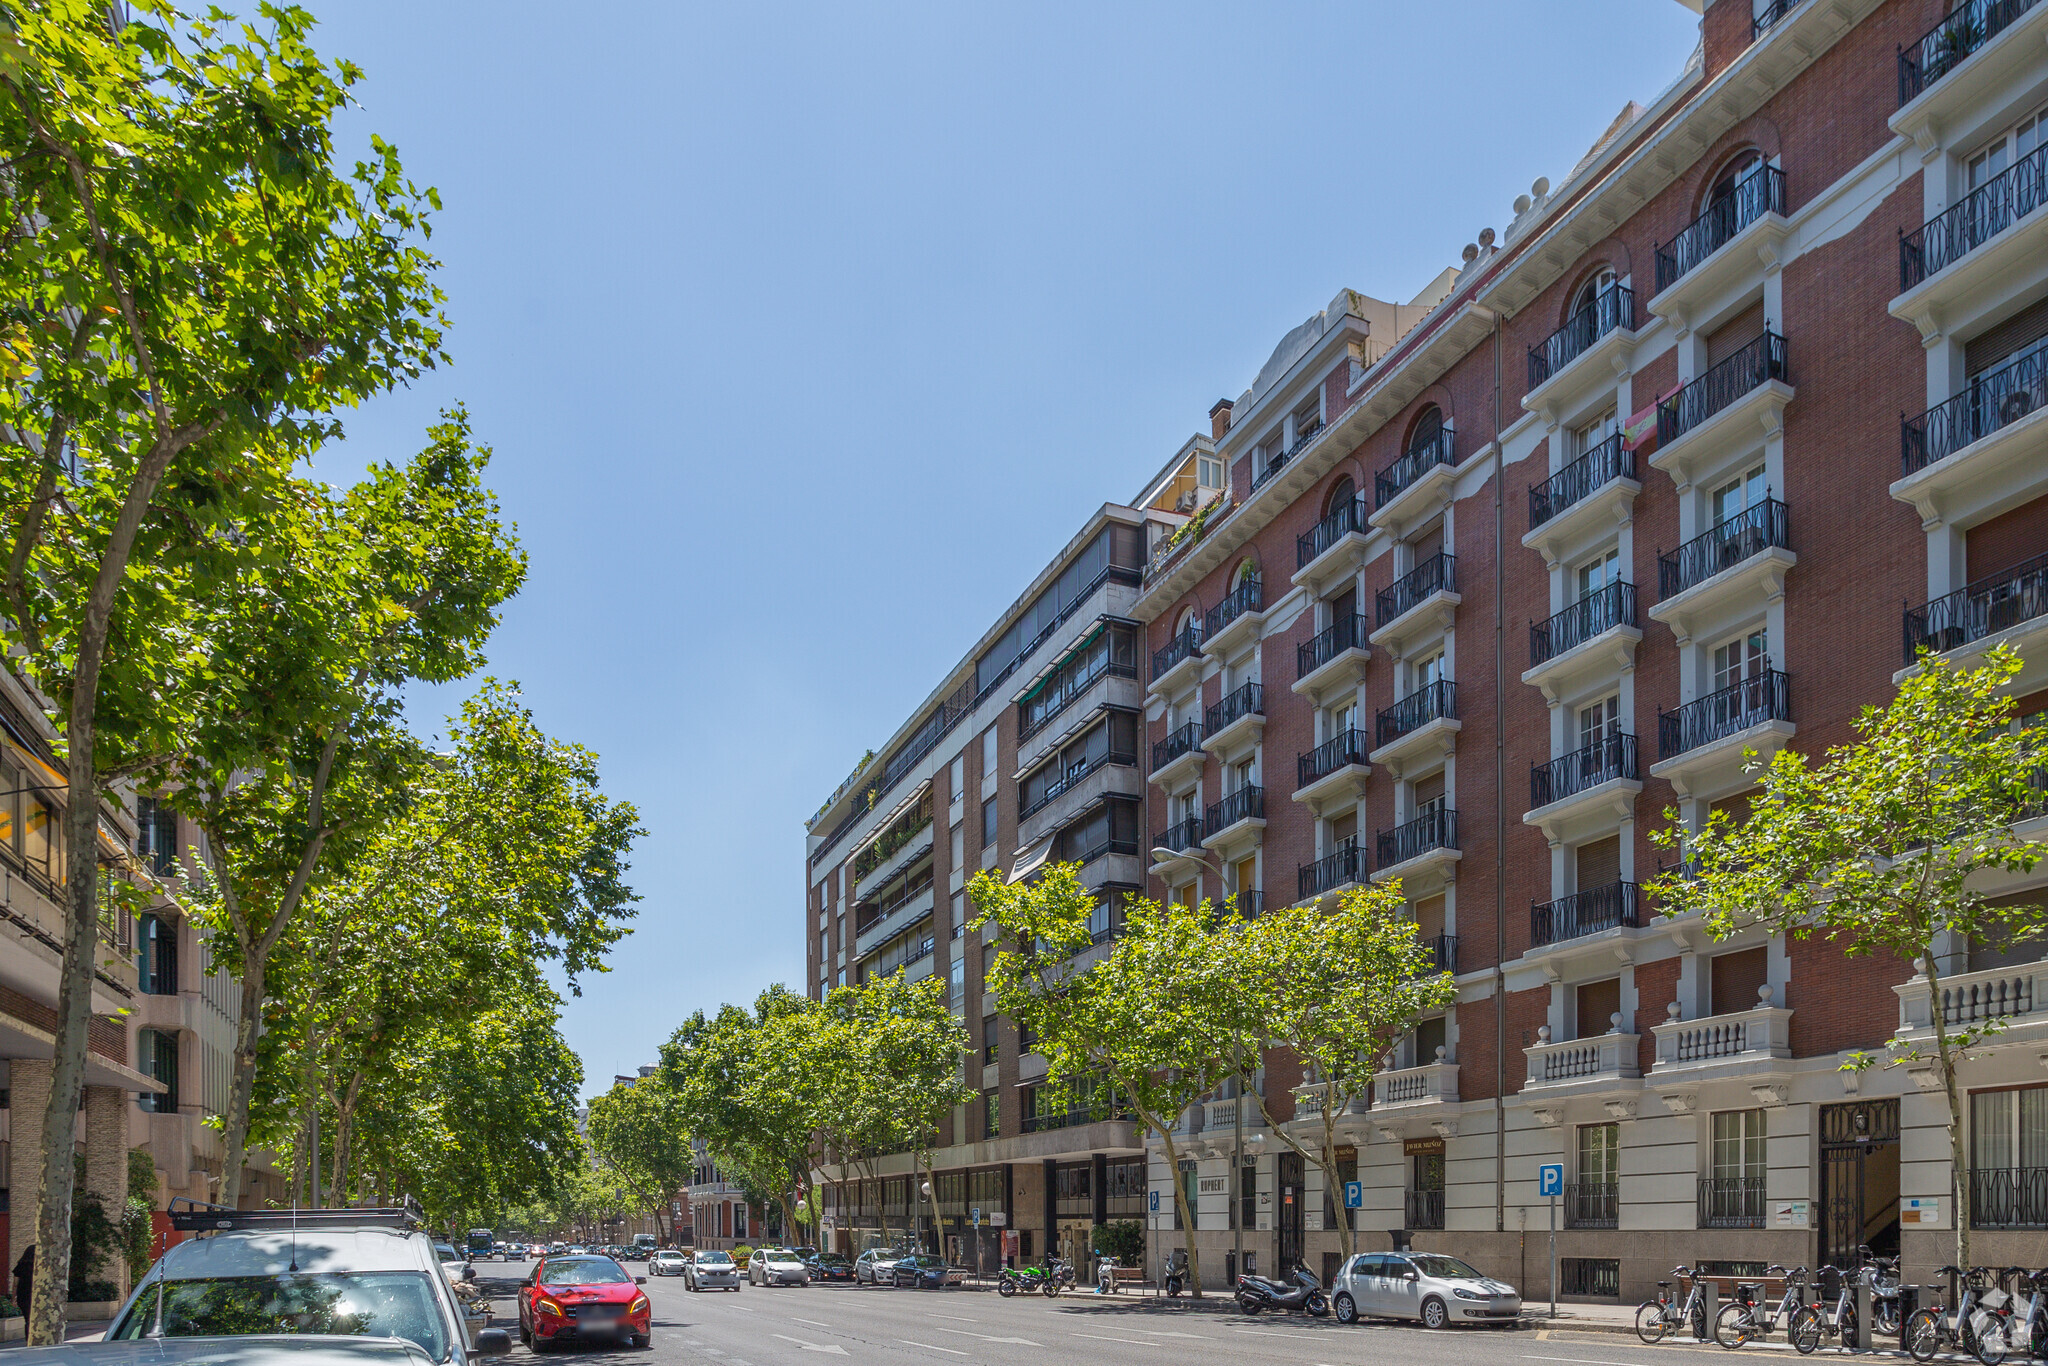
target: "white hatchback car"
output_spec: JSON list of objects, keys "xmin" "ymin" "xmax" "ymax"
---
[
  {"xmin": 649, "ymin": 1250, "xmax": 689, "ymax": 1277},
  {"xmin": 1329, "ymin": 1251, "xmax": 1521, "ymax": 1328}
]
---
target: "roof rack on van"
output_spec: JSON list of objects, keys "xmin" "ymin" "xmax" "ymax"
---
[{"xmin": 167, "ymin": 1195, "xmax": 426, "ymax": 1233}]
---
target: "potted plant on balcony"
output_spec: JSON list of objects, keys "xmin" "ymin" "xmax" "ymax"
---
[{"xmin": 1645, "ymin": 644, "xmax": 2048, "ymax": 1270}]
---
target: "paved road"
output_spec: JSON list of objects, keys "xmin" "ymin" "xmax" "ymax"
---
[{"xmin": 473, "ymin": 1260, "xmax": 1754, "ymax": 1366}]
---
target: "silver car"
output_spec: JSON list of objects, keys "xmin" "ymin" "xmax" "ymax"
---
[
  {"xmin": 648, "ymin": 1250, "xmax": 688, "ymax": 1277},
  {"xmin": 1330, "ymin": 1251, "xmax": 1521, "ymax": 1328},
  {"xmin": 748, "ymin": 1248, "xmax": 810, "ymax": 1287},
  {"xmin": 684, "ymin": 1249, "xmax": 740, "ymax": 1291}
]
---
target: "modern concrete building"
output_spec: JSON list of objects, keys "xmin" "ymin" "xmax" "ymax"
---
[{"xmin": 806, "ymin": 0, "xmax": 2048, "ymax": 1302}]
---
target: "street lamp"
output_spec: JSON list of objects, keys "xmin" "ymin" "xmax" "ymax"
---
[{"xmin": 1149, "ymin": 844, "xmax": 1251, "ymax": 1288}]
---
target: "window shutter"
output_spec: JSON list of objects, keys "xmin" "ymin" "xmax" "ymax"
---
[{"xmin": 1966, "ymin": 295, "xmax": 2048, "ymax": 377}]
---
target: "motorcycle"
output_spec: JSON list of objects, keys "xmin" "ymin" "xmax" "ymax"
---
[
  {"xmin": 996, "ymin": 1263, "xmax": 1059, "ymax": 1298},
  {"xmin": 1049, "ymin": 1258, "xmax": 1075, "ymax": 1293},
  {"xmin": 1236, "ymin": 1264, "xmax": 1329, "ymax": 1318},
  {"xmin": 1162, "ymin": 1252, "xmax": 1189, "ymax": 1298}
]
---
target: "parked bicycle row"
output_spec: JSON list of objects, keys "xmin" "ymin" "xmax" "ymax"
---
[{"xmin": 1639, "ymin": 1248, "xmax": 2048, "ymax": 1363}]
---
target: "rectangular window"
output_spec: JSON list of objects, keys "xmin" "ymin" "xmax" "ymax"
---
[
  {"xmin": 137, "ymin": 914, "xmax": 177, "ymax": 996},
  {"xmin": 1713, "ymin": 630, "xmax": 1769, "ymax": 692},
  {"xmin": 950, "ymin": 754, "xmax": 966, "ymax": 808},
  {"xmin": 23, "ymin": 797, "xmax": 57, "ymax": 884},
  {"xmin": 982, "ymin": 727, "xmax": 998, "ymax": 779},
  {"xmin": 1572, "ymin": 408, "xmax": 1619, "ymax": 456},
  {"xmin": 1970, "ymin": 105, "xmax": 2046, "ymax": 190},
  {"xmin": 1233, "ymin": 758, "xmax": 1255, "ymax": 793},
  {"xmin": 1414, "ymin": 650, "xmax": 1446, "ymax": 688},
  {"xmin": 1198, "ymin": 453, "xmax": 1223, "ymax": 489},
  {"xmin": 1971, "ymin": 1086, "xmax": 2048, "ymax": 1172},
  {"xmin": 983, "ymin": 1089, "xmax": 1000, "ymax": 1140},
  {"xmin": 1577, "ymin": 548, "xmax": 1620, "ymax": 600},
  {"xmin": 1579, "ymin": 695, "xmax": 1620, "ymax": 748},
  {"xmin": 1711, "ymin": 465, "xmax": 1767, "ymax": 527},
  {"xmin": 1711, "ymin": 1108, "xmax": 1767, "ymax": 1179},
  {"xmin": 1578, "ymin": 1122, "xmax": 1620, "ymax": 1184},
  {"xmin": 949, "ymin": 820, "xmax": 964, "ymax": 872},
  {"xmin": 138, "ymin": 1029, "xmax": 178, "ymax": 1113},
  {"xmin": 981, "ymin": 797, "xmax": 998, "ymax": 850}
]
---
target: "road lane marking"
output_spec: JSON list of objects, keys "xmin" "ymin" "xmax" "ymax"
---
[
  {"xmin": 929, "ymin": 1326, "xmax": 1042, "ymax": 1346},
  {"xmin": 769, "ymin": 1333, "xmax": 848, "ymax": 1355},
  {"xmin": 923, "ymin": 1314, "xmax": 979, "ymax": 1321},
  {"xmin": 1134, "ymin": 1330, "xmax": 1210, "ymax": 1338},
  {"xmin": 790, "ymin": 1318, "xmax": 833, "ymax": 1328},
  {"xmin": 1525, "ymin": 1357, "xmax": 1669, "ymax": 1366},
  {"xmin": 1071, "ymin": 1331, "xmax": 1162, "ymax": 1346},
  {"xmin": 898, "ymin": 1341, "xmax": 969, "ymax": 1356}
]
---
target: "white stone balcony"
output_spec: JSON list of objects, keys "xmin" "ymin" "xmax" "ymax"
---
[
  {"xmin": 1895, "ymin": 960, "xmax": 2048, "ymax": 1047},
  {"xmin": 1523, "ymin": 1023, "xmax": 1642, "ymax": 1103},
  {"xmin": 1373, "ymin": 1058, "xmax": 1459, "ymax": 1111},
  {"xmin": 1649, "ymin": 995, "xmax": 1793, "ymax": 1085}
]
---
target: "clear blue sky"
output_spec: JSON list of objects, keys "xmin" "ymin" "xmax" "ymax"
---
[{"xmin": 303, "ymin": 1, "xmax": 1703, "ymax": 1098}]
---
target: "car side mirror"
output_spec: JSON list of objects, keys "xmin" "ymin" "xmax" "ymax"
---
[
  {"xmin": 635, "ymin": 1276, "xmax": 647, "ymax": 1285},
  {"xmin": 463, "ymin": 1266, "xmax": 477, "ymax": 1282},
  {"xmin": 472, "ymin": 1328, "xmax": 512, "ymax": 1358},
  {"xmin": 1405, "ymin": 1269, "xmax": 1419, "ymax": 1281}
]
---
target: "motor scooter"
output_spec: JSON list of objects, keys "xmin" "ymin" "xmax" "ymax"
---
[{"xmin": 1236, "ymin": 1264, "xmax": 1329, "ymax": 1317}]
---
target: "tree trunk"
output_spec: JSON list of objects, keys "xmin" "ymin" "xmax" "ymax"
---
[
  {"xmin": 29, "ymin": 720, "xmax": 105, "ymax": 1346},
  {"xmin": 218, "ymin": 949, "xmax": 271, "ymax": 1207},
  {"xmin": 1926, "ymin": 955, "xmax": 1972, "ymax": 1270},
  {"xmin": 1155, "ymin": 1124, "xmax": 1202, "ymax": 1299},
  {"xmin": 1323, "ymin": 1099, "xmax": 1351, "ymax": 1262}
]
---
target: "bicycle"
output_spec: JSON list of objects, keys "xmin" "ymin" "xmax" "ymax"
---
[
  {"xmin": 1963, "ymin": 1266, "xmax": 2040, "ymax": 1366},
  {"xmin": 1790, "ymin": 1264, "xmax": 1859, "ymax": 1354},
  {"xmin": 1904, "ymin": 1264, "xmax": 2004, "ymax": 1364},
  {"xmin": 1714, "ymin": 1265, "xmax": 1807, "ymax": 1349},
  {"xmin": 1637, "ymin": 1265, "xmax": 1713, "ymax": 1344}
]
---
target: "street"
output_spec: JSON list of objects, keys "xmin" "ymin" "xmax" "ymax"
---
[{"xmin": 475, "ymin": 1261, "xmax": 1745, "ymax": 1366}]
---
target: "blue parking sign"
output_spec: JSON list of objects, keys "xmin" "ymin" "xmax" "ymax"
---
[
  {"xmin": 1148, "ymin": 1189, "xmax": 1159, "ymax": 1212},
  {"xmin": 1538, "ymin": 1163, "xmax": 1565, "ymax": 1198},
  {"xmin": 1343, "ymin": 1181, "xmax": 1363, "ymax": 1209}
]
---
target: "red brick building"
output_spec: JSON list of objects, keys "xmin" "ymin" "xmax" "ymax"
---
[{"xmin": 806, "ymin": 0, "xmax": 2048, "ymax": 1298}]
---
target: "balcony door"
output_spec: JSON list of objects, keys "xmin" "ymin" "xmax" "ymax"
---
[
  {"xmin": 1276, "ymin": 1151, "xmax": 1304, "ymax": 1274},
  {"xmin": 1968, "ymin": 1086, "xmax": 2048, "ymax": 1230}
]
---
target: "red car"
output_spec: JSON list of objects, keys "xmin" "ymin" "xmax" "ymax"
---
[{"xmin": 518, "ymin": 1253, "xmax": 652, "ymax": 1351}]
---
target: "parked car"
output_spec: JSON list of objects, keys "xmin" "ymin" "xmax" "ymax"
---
[
  {"xmin": 105, "ymin": 1206, "xmax": 502, "ymax": 1364},
  {"xmin": 853, "ymin": 1249, "xmax": 904, "ymax": 1286},
  {"xmin": 805, "ymin": 1252, "xmax": 854, "ymax": 1283},
  {"xmin": 683, "ymin": 1250, "xmax": 741, "ymax": 1292},
  {"xmin": 15, "ymin": 1338, "xmax": 443, "ymax": 1366},
  {"xmin": 1329, "ymin": 1252, "xmax": 1521, "ymax": 1328},
  {"xmin": 649, "ymin": 1250, "xmax": 689, "ymax": 1278},
  {"xmin": 889, "ymin": 1254, "xmax": 960, "ymax": 1290},
  {"xmin": 748, "ymin": 1248, "xmax": 810, "ymax": 1287},
  {"xmin": 517, "ymin": 1254, "xmax": 650, "ymax": 1350}
]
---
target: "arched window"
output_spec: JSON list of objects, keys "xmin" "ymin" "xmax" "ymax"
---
[
  {"xmin": 1233, "ymin": 558, "xmax": 1260, "ymax": 589},
  {"xmin": 1325, "ymin": 475, "xmax": 1356, "ymax": 517},
  {"xmin": 1176, "ymin": 608, "xmax": 1199, "ymax": 638},
  {"xmin": 1705, "ymin": 149, "xmax": 1764, "ymax": 215},
  {"xmin": 1407, "ymin": 405, "xmax": 1445, "ymax": 459},
  {"xmin": 1570, "ymin": 267, "xmax": 1617, "ymax": 321}
]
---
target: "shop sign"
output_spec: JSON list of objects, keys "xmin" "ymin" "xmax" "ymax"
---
[
  {"xmin": 1773, "ymin": 1201, "xmax": 1809, "ymax": 1228},
  {"xmin": 1403, "ymin": 1137, "xmax": 1446, "ymax": 1156},
  {"xmin": 1197, "ymin": 1176, "xmax": 1228, "ymax": 1195}
]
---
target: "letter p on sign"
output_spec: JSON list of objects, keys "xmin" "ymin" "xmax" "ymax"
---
[{"xmin": 1538, "ymin": 1163, "xmax": 1564, "ymax": 1198}]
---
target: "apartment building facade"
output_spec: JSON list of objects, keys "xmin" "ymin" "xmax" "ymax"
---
[
  {"xmin": 805, "ymin": 0, "xmax": 2048, "ymax": 1299},
  {"xmin": 0, "ymin": 664, "xmax": 284, "ymax": 1295}
]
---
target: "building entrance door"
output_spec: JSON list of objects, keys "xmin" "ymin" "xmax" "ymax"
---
[
  {"xmin": 1056, "ymin": 1219, "xmax": 1092, "ymax": 1273},
  {"xmin": 1277, "ymin": 1152, "xmax": 1304, "ymax": 1274},
  {"xmin": 1820, "ymin": 1099, "xmax": 1901, "ymax": 1268}
]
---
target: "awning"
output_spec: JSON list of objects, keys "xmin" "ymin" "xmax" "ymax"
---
[{"xmin": 1007, "ymin": 835, "xmax": 1056, "ymax": 885}]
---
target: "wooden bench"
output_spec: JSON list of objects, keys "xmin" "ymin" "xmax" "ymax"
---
[{"xmin": 1111, "ymin": 1266, "xmax": 1145, "ymax": 1286}]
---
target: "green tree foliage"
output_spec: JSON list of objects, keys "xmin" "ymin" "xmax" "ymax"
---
[
  {"xmin": 970, "ymin": 864, "xmax": 1239, "ymax": 1297},
  {"xmin": 659, "ymin": 987, "xmax": 827, "ymax": 1244},
  {"xmin": 1646, "ymin": 645, "xmax": 2048, "ymax": 1268},
  {"xmin": 587, "ymin": 1079, "xmax": 694, "ymax": 1246},
  {"xmin": 817, "ymin": 972, "xmax": 971, "ymax": 1249},
  {"xmin": 1229, "ymin": 883, "xmax": 1457, "ymax": 1260},
  {"xmin": 165, "ymin": 416, "xmax": 526, "ymax": 1206},
  {"xmin": 0, "ymin": 3, "xmax": 446, "ymax": 1338}
]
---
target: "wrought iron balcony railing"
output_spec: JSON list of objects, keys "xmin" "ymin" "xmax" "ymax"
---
[
  {"xmin": 1405, "ymin": 1188, "xmax": 1445, "ymax": 1230},
  {"xmin": 1377, "ymin": 553, "xmax": 1456, "ymax": 627},
  {"xmin": 1531, "ymin": 880, "xmax": 1640, "ymax": 947},
  {"xmin": 1298, "ymin": 496, "xmax": 1367, "ymax": 569},
  {"xmin": 1378, "ymin": 807, "xmax": 1457, "ymax": 869},
  {"xmin": 1529, "ymin": 434, "xmax": 1634, "ymax": 529},
  {"xmin": 1565, "ymin": 1182, "xmax": 1618, "ymax": 1229},
  {"xmin": 1901, "ymin": 140, "xmax": 2048, "ymax": 289},
  {"xmin": 1904, "ymin": 550, "xmax": 2048, "ymax": 664},
  {"xmin": 1658, "ymin": 499, "xmax": 1790, "ymax": 598},
  {"xmin": 1657, "ymin": 331, "xmax": 1788, "ymax": 446},
  {"xmin": 1205, "ymin": 681, "xmax": 1264, "ymax": 739},
  {"xmin": 1657, "ymin": 669, "xmax": 1791, "ymax": 759},
  {"xmin": 1698, "ymin": 1175, "xmax": 1766, "ymax": 1229},
  {"xmin": 1376, "ymin": 427, "xmax": 1456, "ymax": 509},
  {"xmin": 1151, "ymin": 721, "xmax": 1201, "ymax": 774},
  {"xmin": 1531, "ymin": 733, "xmax": 1639, "ymax": 809},
  {"xmin": 1298, "ymin": 843, "xmax": 1365, "ymax": 901},
  {"xmin": 1298, "ymin": 614, "xmax": 1369, "ymax": 680},
  {"xmin": 1152, "ymin": 624, "xmax": 1203, "ymax": 681},
  {"xmin": 1528, "ymin": 285, "xmax": 1635, "ymax": 389},
  {"xmin": 1530, "ymin": 580, "xmax": 1637, "ymax": 668},
  {"xmin": 1898, "ymin": 0, "xmax": 2044, "ymax": 106},
  {"xmin": 1902, "ymin": 343, "xmax": 2048, "ymax": 476},
  {"xmin": 1153, "ymin": 817, "xmax": 1204, "ymax": 856},
  {"xmin": 1205, "ymin": 577, "xmax": 1263, "ymax": 638},
  {"xmin": 1655, "ymin": 165, "xmax": 1786, "ymax": 292},
  {"xmin": 1204, "ymin": 785, "xmax": 1264, "ymax": 837},
  {"xmin": 1970, "ymin": 1166, "xmax": 2048, "ymax": 1229},
  {"xmin": 1420, "ymin": 933, "xmax": 1458, "ymax": 975},
  {"xmin": 1376, "ymin": 678, "xmax": 1457, "ymax": 748},
  {"xmin": 1753, "ymin": 0, "xmax": 1804, "ymax": 37},
  {"xmin": 1298, "ymin": 728, "xmax": 1369, "ymax": 789}
]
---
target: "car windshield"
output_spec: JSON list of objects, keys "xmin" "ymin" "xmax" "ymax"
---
[
  {"xmin": 111, "ymin": 1273, "xmax": 450, "ymax": 1361},
  {"xmin": 540, "ymin": 1257, "xmax": 630, "ymax": 1286},
  {"xmin": 696, "ymin": 1253, "xmax": 732, "ymax": 1267},
  {"xmin": 900, "ymin": 1255, "xmax": 941, "ymax": 1269},
  {"xmin": 817, "ymin": 1254, "xmax": 850, "ymax": 1267},
  {"xmin": 1410, "ymin": 1254, "xmax": 1485, "ymax": 1280}
]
